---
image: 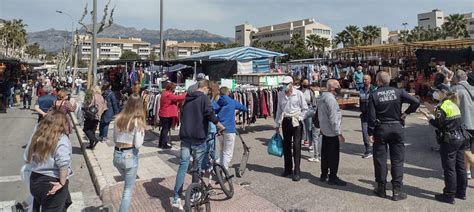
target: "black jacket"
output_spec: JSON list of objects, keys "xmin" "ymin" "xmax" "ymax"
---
[
  {"xmin": 368, "ymin": 86, "xmax": 420, "ymax": 136},
  {"xmin": 179, "ymin": 91, "xmax": 219, "ymax": 143}
]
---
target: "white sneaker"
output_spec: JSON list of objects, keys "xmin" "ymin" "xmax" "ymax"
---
[
  {"xmin": 171, "ymin": 197, "xmax": 183, "ymax": 210},
  {"xmin": 468, "ymin": 172, "xmax": 472, "ymax": 180},
  {"xmin": 308, "ymin": 146, "xmax": 314, "ymax": 153},
  {"xmin": 308, "ymin": 157, "xmax": 320, "ymax": 162}
]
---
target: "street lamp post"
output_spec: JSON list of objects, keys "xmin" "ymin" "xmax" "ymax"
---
[
  {"xmin": 56, "ymin": 10, "xmax": 74, "ymax": 78},
  {"xmin": 92, "ymin": 0, "xmax": 98, "ymax": 86},
  {"xmin": 159, "ymin": 0, "xmax": 164, "ymax": 61}
]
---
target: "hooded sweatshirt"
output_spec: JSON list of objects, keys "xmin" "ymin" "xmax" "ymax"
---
[
  {"xmin": 214, "ymin": 95, "xmax": 248, "ymax": 133},
  {"xmin": 179, "ymin": 91, "xmax": 219, "ymax": 143}
]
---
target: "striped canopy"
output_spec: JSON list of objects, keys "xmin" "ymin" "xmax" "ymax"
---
[{"xmin": 180, "ymin": 46, "xmax": 286, "ymax": 61}]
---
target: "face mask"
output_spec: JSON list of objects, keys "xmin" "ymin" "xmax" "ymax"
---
[
  {"xmin": 282, "ymin": 84, "xmax": 289, "ymax": 92},
  {"xmin": 302, "ymin": 85, "xmax": 308, "ymax": 88},
  {"xmin": 335, "ymin": 87, "xmax": 342, "ymax": 95},
  {"xmin": 433, "ymin": 91, "xmax": 441, "ymax": 101}
]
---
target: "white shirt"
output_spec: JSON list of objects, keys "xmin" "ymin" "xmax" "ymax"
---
[
  {"xmin": 275, "ymin": 89, "xmax": 308, "ymax": 127},
  {"xmin": 75, "ymin": 79, "xmax": 83, "ymax": 86},
  {"xmin": 113, "ymin": 119, "xmax": 145, "ymax": 148}
]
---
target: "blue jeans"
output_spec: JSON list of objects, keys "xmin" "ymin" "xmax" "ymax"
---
[
  {"xmin": 356, "ymin": 83, "xmax": 364, "ymax": 91},
  {"xmin": 202, "ymin": 133, "xmax": 218, "ymax": 171},
  {"xmin": 173, "ymin": 139, "xmax": 207, "ymax": 199},
  {"xmin": 113, "ymin": 148, "xmax": 139, "ymax": 212},
  {"xmin": 99, "ymin": 121, "xmax": 110, "ymax": 139},
  {"xmin": 76, "ymin": 86, "xmax": 81, "ymax": 95},
  {"xmin": 303, "ymin": 117, "xmax": 313, "ymax": 142},
  {"xmin": 361, "ymin": 119, "xmax": 372, "ymax": 154}
]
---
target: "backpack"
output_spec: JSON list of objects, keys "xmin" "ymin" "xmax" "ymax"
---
[{"xmin": 83, "ymin": 97, "xmax": 98, "ymax": 120}]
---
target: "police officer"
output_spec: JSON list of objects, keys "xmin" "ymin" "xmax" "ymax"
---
[
  {"xmin": 420, "ymin": 84, "xmax": 468, "ymax": 204},
  {"xmin": 367, "ymin": 71, "xmax": 420, "ymax": 201}
]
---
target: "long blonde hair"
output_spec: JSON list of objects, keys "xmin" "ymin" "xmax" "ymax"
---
[
  {"xmin": 27, "ymin": 111, "xmax": 67, "ymax": 163},
  {"xmin": 115, "ymin": 94, "xmax": 146, "ymax": 132},
  {"xmin": 209, "ymin": 81, "xmax": 220, "ymax": 101}
]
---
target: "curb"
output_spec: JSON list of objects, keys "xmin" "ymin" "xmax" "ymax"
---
[{"xmin": 70, "ymin": 113, "xmax": 115, "ymax": 212}]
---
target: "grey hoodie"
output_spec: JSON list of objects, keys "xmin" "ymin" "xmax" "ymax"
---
[{"xmin": 317, "ymin": 92, "xmax": 342, "ymax": 137}]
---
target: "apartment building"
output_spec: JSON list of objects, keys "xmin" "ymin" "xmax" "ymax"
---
[
  {"xmin": 235, "ymin": 18, "xmax": 332, "ymax": 50},
  {"xmin": 418, "ymin": 9, "xmax": 444, "ymax": 29},
  {"xmin": 152, "ymin": 41, "xmax": 216, "ymax": 58},
  {"xmin": 79, "ymin": 36, "xmax": 151, "ymax": 61},
  {"xmin": 462, "ymin": 12, "xmax": 474, "ymax": 38}
]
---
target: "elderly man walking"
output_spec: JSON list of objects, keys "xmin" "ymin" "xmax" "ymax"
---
[
  {"xmin": 368, "ymin": 71, "xmax": 420, "ymax": 201},
  {"xmin": 318, "ymin": 79, "xmax": 347, "ymax": 186},
  {"xmin": 451, "ymin": 70, "xmax": 474, "ymax": 179},
  {"xmin": 275, "ymin": 76, "xmax": 308, "ymax": 182}
]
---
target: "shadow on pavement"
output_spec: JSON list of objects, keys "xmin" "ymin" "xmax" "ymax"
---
[
  {"xmin": 143, "ymin": 178, "xmax": 174, "ymax": 211},
  {"xmin": 308, "ymin": 176, "xmax": 374, "ymax": 197},
  {"xmin": 72, "ymin": 146, "xmax": 83, "ymax": 155},
  {"xmin": 358, "ymin": 179, "xmax": 437, "ymax": 201},
  {"xmin": 245, "ymin": 163, "xmax": 313, "ymax": 180}
]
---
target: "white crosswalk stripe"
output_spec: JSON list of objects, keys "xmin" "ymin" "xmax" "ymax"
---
[
  {"xmin": 0, "ymin": 175, "xmax": 21, "ymax": 183},
  {"xmin": 0, "ymin": 192, "xmax": 85, "ymax": 211}
]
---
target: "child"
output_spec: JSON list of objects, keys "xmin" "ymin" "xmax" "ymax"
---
[{"xmin": 214, "ymin": 86, "xmax": 248, "ymax": 170}]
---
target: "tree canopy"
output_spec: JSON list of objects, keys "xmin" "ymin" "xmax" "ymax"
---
[{"xmin": 120, "ymin": 50, "xmax": 141, "ymax": 60}]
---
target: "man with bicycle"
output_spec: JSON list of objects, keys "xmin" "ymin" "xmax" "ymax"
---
[{"xmin": 172, "ymin": 80, "xmax": 225, "ymax": 210}]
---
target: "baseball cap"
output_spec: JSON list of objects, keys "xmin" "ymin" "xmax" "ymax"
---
[
  {"xmin": 281, "ymin": 76, "xmax": 293, "ymax": 84},
  {"xmin": 197, "ymin": 73, "xmax": 206, "ymax": 80}
]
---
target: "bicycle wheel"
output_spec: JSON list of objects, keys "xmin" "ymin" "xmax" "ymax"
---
[
  {"xmin": 185, "ymin": 183, "xmax": 209, "ymax": 212},
  {"xmin": 213, "ymin": 163, "xmax": 234, "ymax": 199}
]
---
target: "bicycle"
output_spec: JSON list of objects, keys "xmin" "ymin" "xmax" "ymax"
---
[{"xmin": 184, "ymin": 134, "xmax": 234, "ymax": 211}]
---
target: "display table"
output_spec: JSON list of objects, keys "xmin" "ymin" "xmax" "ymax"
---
[{"xmin": 337, "ymin": 97, "xmax": 358, "ymax": 109}]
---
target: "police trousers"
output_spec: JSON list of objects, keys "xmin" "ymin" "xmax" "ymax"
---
[
  {"xmin": 373, "ymin": 124, "xmax": 405, "ymax": 188},
  {"xmin": 439, "ymin": 137, "xmax": 467, "ymax": 197}
]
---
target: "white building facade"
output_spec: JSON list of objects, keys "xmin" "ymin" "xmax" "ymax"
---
[
  {"xmin": 418, "ymin": 9, "xmax": 444, "ymax": 29},
  {"xmin": 79, "ymin": 37, "xmax": 151, "ymax": 62},
  {"xmin": 235, "ymin": 18, "xmax": 332, "ymax": 50}
]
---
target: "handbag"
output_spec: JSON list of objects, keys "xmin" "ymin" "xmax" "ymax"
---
[
  {"xmin": 268, "ymin": 133, "xmax": 283, "ymax": 157},
  {"xmin": 83, "ymin": 97, "xmax": 98, "ymax": 120}
]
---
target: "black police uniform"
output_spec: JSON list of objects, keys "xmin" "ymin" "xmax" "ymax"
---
[
  {"xmin": 368, "ymin": 85, "xmax": 420, "ymax": 199},
  {"xmin": 428, "ymin": 99, "xmax": 468, "ymax": 203}
]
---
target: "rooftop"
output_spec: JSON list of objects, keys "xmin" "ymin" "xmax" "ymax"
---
[{"xmin": 84, "ymin": 37, "xmax": 149, "ymax": 45}]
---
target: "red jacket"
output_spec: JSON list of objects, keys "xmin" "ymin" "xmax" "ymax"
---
[{"xmin": 158, "ymin": 90, "xmax": 186, "ymax": 118}]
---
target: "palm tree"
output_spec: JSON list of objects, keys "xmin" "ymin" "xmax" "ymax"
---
[
  {"xmin": 398, "ymin": 30, "xmax": 410, "ymax": 43},
  {"xmin": 290, "ymin": 33, "xmax": 306, "ymax": 48},
  {"xmin": 251, "ymin": 39, "xmax": 262, "ymax": 48},
  {"xmin": 318, "ymin": 37, "xmax": 331, "ymax": 57},
  {"xmin": 263, "ymin": 40, "xmax": 276, "ymax": 50},
  {"xmin": 199, "ymin": 44, "xmax": 213, "ymax": 52},
  {"xmin": 362, "ymin": 25, "xmax": 379, "ymax": 45},
  {"xmin": 443, "ymin": 14, "xmax": 468, "ymax": 39},
  {"xmin": 344, "ymin": 25, "xmax": 363, "ymax": 47},
  {"xmin": 334, "ymin": 31, "xmax": 350, "ymax": 48},
  {"xmin": 408, "ymin": 26, "xmax": 425, "ymax": 42},
  {"xmin": 306, "ymin": 34, "xmax": 321, "ymax": 58}
]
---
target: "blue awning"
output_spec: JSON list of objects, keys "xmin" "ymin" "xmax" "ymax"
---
[{"xmin": 179, "ymin": 46, "xmax": 286, "ymax": 61}]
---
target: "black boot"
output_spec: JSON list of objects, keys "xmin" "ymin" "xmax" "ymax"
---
[
  {"xmin": 392, "ymin": 187, "xmax": 407, "ymax": 201},
  {"xmin": 374, "ymin": 183, "xmax": 386, "ymax": 198},
  {"xmin": 435, "ymin": 194, "xmax": 455, "ymax": 204}
]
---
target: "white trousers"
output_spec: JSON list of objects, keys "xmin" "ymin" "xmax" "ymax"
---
[{"xmin": 219, "ymin": 133, "xmax": 236, "ymax": 170}]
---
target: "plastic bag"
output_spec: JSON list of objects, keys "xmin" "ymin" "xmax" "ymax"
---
[{"xmin": 268, "ymin": 133, "xmax": 283, "ymax": 157}]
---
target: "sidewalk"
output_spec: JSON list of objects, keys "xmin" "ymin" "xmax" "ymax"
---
[{"xmin": 71, "ymin": 94, "xmax": 281, "ymax": 211}]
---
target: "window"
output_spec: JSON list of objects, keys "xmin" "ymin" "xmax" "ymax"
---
[
  {"xmin": 236, "ymin": 30, "xmax": 242, "ymax": 32},
  {"xmin": 419, "ymin": 18, "xmax": 430, "ymax": 21},
  {"xmin": 437, "ymin": 17, "xmax": 443, "ymax": 19}
]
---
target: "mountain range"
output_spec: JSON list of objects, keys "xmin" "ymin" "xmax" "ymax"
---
[{"xmin": 27, "ymin": 24, "xmax": 234, "ymax": 52}]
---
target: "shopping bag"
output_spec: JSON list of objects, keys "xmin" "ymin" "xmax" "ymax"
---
[{"xmin": 268, "ymin": 133, "xmax": 283, "ymax": 157}]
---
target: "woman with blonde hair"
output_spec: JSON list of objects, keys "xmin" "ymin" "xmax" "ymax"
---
[
  {"xmin": 83, "ymin": 86, "xmax": 107, "ymax": 149},
  {"xmin": 28, "ymin": 111, "xmax": 73, "ymax": 211},
  {"xmin": 113, "ymin": 94, "xmax": 146, "ymax": 212},
  {"xmin": 52, "ymin": 90, "xmax": 77, "ymax": 136}
]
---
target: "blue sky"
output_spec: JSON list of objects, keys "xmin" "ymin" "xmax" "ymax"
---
[{"xmin": 1, "ymin": 0, "xmax": 472, "ymax": 37}]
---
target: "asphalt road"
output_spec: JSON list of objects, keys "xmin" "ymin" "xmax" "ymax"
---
[
  {"xmin": 157, "ymin": 108, "xmax": 474, "ymax": 211},
  {"xmin": 0, "ymin": 103, "xmax": 101, "ymax": 211}
]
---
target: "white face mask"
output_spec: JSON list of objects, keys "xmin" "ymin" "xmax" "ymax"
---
[{"xmin": 433, "ymin": 91, "xmax": 441, "ymax": 101}]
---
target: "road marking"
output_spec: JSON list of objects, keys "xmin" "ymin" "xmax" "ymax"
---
[
  {"xmin": 0, "ymin": 192, "xmax": 85, "ymax": 211},
  {"xmin": 0, "ymin": 175, "xmax": 21, "ymax": 183}
]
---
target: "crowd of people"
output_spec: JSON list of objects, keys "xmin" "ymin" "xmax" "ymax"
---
[{"xmin": 12, "ymin": 62, "xmax": 474, "ymax": 211}]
